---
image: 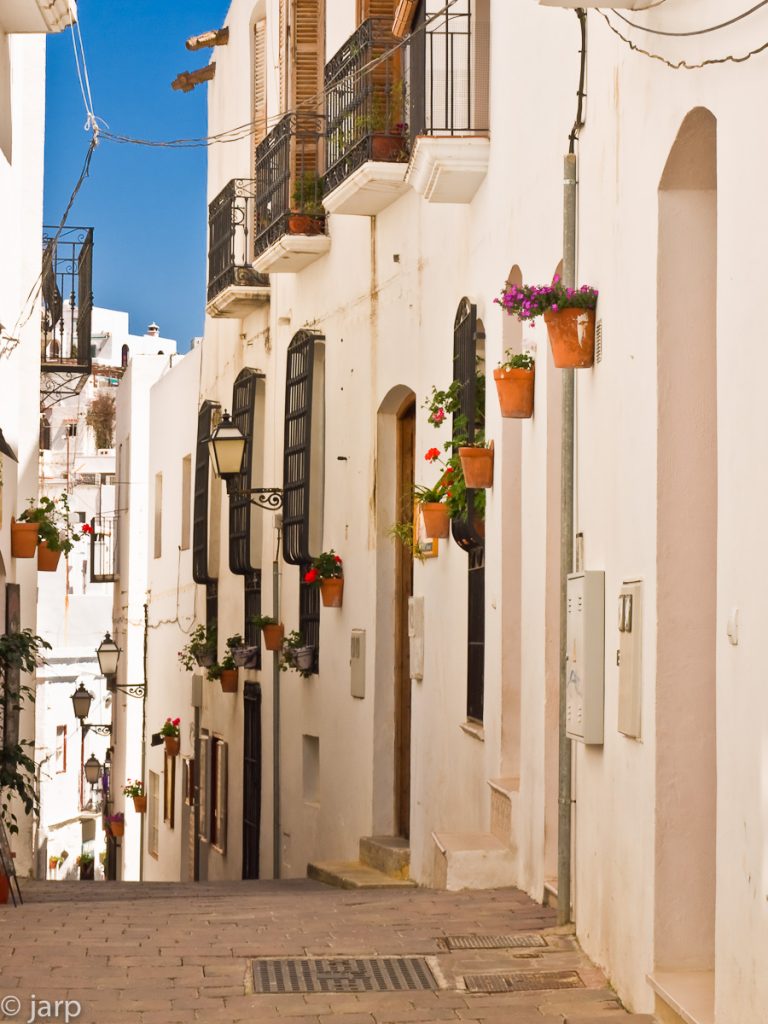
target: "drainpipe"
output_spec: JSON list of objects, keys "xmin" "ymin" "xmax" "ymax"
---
[
  {"xmin": 272, "ymin": 517, "xmax": 282, "ymax": 879},
  {"xmin": 139, "ymin": 602, "xmax": 148, "ymax": 881}
]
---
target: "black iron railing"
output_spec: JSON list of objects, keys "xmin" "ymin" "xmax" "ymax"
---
[
  {"xmin": 207, "ymin": 180, "xmax": 269, "ymax": 301},
  {"xmin": 325, "ymin": 18, "xmax": 409, "ymax": 194},
  {"xmin": 90, "ymin": 513, "xmax": 118, "ymax": 583},
  {"xmin": 254, "ymin": 113, "xmax": 326, "ymax": 258},
  {"xmin": 409, "ymin": 2, "xmax": 489, "ymax": 140},
  {"xmin": 41, "ymin": 226, "xmax": 93, "ymax": 372}
]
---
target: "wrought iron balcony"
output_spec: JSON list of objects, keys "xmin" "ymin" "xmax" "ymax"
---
[
  {"xmin": 90, "ymin": 513, "xmax": 117, "ymax": 584},
  {"xmin": 324, "ymin": 18, "xmax": 410, "ymax": 211},
  {"xmin": 40, "ymin": 226, "xmax": 93, "ymax": 408},
  {"xmin": 253, "ymin": 114, "xmax": 330, "ymax": 274},
  {"xmin": 207, "ymin": 179, "xmax": 269, "ymax": 318}
]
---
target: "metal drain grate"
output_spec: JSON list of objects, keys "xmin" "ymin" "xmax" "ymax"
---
[
  {"xmin": 442, "ymin": 934, "xmax": 547, "ymax": 951},
  {"xmin": 252, "ymin": 957, "xmax": 437, "ymax": 993},
  {"xmin": 464, "ymin": 970, "xmax": 584, "ymax": 994}
]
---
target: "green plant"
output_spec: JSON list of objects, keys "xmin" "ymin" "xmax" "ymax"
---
[
  {"xmin": 291, "ymin": 172, "xmax": 325, "ymax": 216},
  {"xmin": 0, "ymin": 630, "xmax": 51, "ymax": 674},
  {"xmin": 76, "ymin": 852, "xmax": 94, "ymax": 866},
  {"xmin": 123, "ymin": 780, "xmax": 144, "ymax": 798},
  {"xmin": 495, "ymin": 275, "xmax": 599, "ymax": 322},
  {"xmin": 303, "ymin": 551, "xmax": 343, "ymax": 586},
  {"xmin": 159, "ymin": 718, "xmax": 180, "ymax": 738},
  {"xmin": 178, "ymin": 625, "xmax": 216, "ymax": 672},
  {"xmin": 279, "ymin": 630, "xmax": 313, "ymax": 678},
  {"xmin": 499, "ymin": 351, "xmax": 534, "ymax": 372},
  {"xmin": 251, "ymin": 614, "xmax": 278, "ymax": 629},
  {"xmin": 207, "ymin": 635, "xmax": 241, "ymax": 681},
  {"xmin": 85, "ymin": 392, "xmax": 116, "ymax": 449},
  {"xmin": 18, "ymin": 493, "xmax": 79, "ymax": 555},
  {"xmin": 386, "ymin": 519, "xmax": 429, "ymax": 563}
]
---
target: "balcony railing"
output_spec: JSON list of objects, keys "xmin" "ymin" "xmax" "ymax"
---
[
  {"xmin": 90, "ymin": 513, "xmax": 117, "ymax": 583},
  {"xmin": 41, "ymin": 226, "xmax": 93, "ymax": 373},
  {"xmin": 324, "ymin": 18, "xmax": 409, "ymax": 195},
  {"xmin": 409, "ymin": 1, "xmax": 489, "ymax": 140},
  {"xmin": 254, "ymin": 113, "xmax": 326, "ymax": 258},
  {"xmin": 207, "ymin": 180, "xmax": 269, "ymax": 302}
]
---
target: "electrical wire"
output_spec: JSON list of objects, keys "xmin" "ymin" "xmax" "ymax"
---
[
  {"xmin": 599, "ymin": 11, "xmax": 768, "ymax": 69},
  {"xmin": 613, "ymin": 0, "xmax": 768, "ymax": 38}
]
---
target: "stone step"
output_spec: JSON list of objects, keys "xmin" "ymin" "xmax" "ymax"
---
[
  {"xmin": 432, "ymin": 832, "xmax": 517, "ymax": 891},
  {"xmin": 307, "ymin": 859, "xmax": 417, "ymax": 890},
  {"xmin": 543, "ymin": 879, "xmax": 559, "ymax": 911},
  {"xmin": 359, "ymin": 835, "xmax": 410, "ymax": 879},
  {"xmin": 488, "ymin": 776, "xmax": 519, "ymax": 846}
]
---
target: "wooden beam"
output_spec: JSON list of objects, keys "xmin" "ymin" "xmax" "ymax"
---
[
  {"xmin": 172, "ymin": 63, "xmax": 216, "ymax": 93},
  {"xmin": 186, "ymin": 27, "xmax": 229, "ymax": 51}
]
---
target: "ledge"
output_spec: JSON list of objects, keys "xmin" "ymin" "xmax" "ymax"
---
[
  {"xmin": 648, "ymin": 970, "xmax": 714, "ymax": 1024},
  {"xmin": 253, "ymin": 233, "xmax": 331, "ymax": 275},
  {"xmin": 205, "ymin": 282, "xmax": 270, "ymax": 319},
  {"xmin": 407, "ymin": 135, "xmax": 490, "ymax": 204},
  {"xmin": 539, "ymin": 0, "xmax": 656, "ymax": 8},
  {"xmin": 0, "ymin": 0, "xmax": 75, "ymax": 33},
  {"xmin": 323, "ymin": 161, "xmax": 410, "ymax": 216},
  {"xmin": 460, "ymin": 720, "xmax": 485, "ymax": 742}
]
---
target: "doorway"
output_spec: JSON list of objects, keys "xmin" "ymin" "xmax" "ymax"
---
[
  {"xmin": 395, "ymin": 400, "xmax": 415, "ymax": 838},
  {"xmin": 242, "ymin": 682, "xmax": 262, "ymax": 878}
]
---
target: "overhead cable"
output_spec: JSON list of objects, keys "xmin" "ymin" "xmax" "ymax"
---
[{"xmin": 613, "ymin": 0, "xmax": 768, "ymax": 38}]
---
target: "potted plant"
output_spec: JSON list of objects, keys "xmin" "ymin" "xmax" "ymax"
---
[
  {"xmin": 280, "ymin": 630, "xmax": 314, "ymax": 678},
  {"xmin": 10, "ymin": 516, "xmax": 39, "ymax": 558},
  {"xmin": 493, "ymin": 351, "xmax": 535, "ymax": 419},
  {"xmin": 48, "ymin": 855, "xmax": 60, "ymax": 872},
  {"xmin": 123, "ymin": 780, "xmax": 146, "ymax": 813},
  {"xmin": 457, "ymin": 438, "xmax": 494, "ymax": 489},
  {"xmin": 413, "ymin": 477, "xmax": 450, "ymax": 539},
  {"xmin": 107, "ymin": 812, "xmax": 124, "ymax": 838},
  {"xmin": 77, "ymin": 852, "xmax": 94, "ymax": 880},
  {"xmin": 252, "ymin": 615, "xmax": 284, "ymax": 652},
  {"xmin": 496, "ymin": 276, "xmax": 598, "ymax": 368},
  {"xmin": 207, "ymin": 636, "xmax": 240, "ymax": 693},
  {"xmin": 228, "ymin": 633, "xmax": 259, "ymax": 669},
  {"xmin": 303, "ymin": 550, "xmax": 344, "ymax": 608},
  {"xmin": 17, "ymin": 494, "xmax": 80, "ymax": 570},
  {"xmin": 160, "ymin": 717, "xmax": 181, "ymax": 756},
  {"xmin": 289, "ymin": 172, "xmax": 325, "ymax": 234},
  {"xmin": 178, "ymin": 625, "xmax": 216, "ymax": 671}
]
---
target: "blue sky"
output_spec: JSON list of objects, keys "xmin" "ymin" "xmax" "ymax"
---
[{"xmin": 44, "ymin": 1, "xmax": 231, "ymax": 351}]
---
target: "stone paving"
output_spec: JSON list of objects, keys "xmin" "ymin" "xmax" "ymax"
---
[{"xmin": 0, "ymin": 879, "xmax": 656, "ymax": 1024}]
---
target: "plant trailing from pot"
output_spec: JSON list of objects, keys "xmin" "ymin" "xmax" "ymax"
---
[
  {"xmin": 279, "ymin": 630, "xmax": 314, "ymax": 678},
  {"xmin": 251, "ymin": 614, "xmax": 285, "ymax": 652},
  {"xmin": 123, "ymin": 779, "xmax": 146, "ymax": 813},
  {"xmin": 303, "ymin": 550, "xmax": 344, "ymax": 608},
  {"xmin": 496, "ymin": 276, "xmax": 599, "ymax": 368},
  {"xmin": 413, "ymin": 463, "xmax": 452, "ymax": 540},
  {"xmin": 227, "ymin": 632, "xmax": 259, "ymax": 670},
  {"xmin": 18, "ymin": 493, "xmax": 80, "ymax": 569},
  {"xmin": 289, "ymin": 172, "xmax": 325, "ymax": 233},
  {"xmin": 494, "ymin": 351, "xmax": 535, "ymax": 419},
  {"xmin": 160, "ymin": 717, "xmax": 181, "ymax": 756},
  {"xmin": 178, "ymin": 624, "xmax": 217, "ymax": 671},
  {"xmin": 107, "ymin": 811, "xmax": 124, "ymax": 837},
  {"xmin": 207, "ymin": 636, "xmax": 240, "ymax": 692}
]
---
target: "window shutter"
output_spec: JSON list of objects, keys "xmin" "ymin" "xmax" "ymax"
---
[
  {"xmin": 216, "ymin": 740, "xmax": 227, "ymax": 853},
  {"xmin": 283, "ymin": 331, "xmax": 317, "ymax": 566},
  {"xmin": 253, "ymin": 18, "xmax": 268, "ymax": 162},
  {"xmin": 392, "ymin": 0, "xmax": 418, "ymax": 37},
  {"xmin": 451, "ymin": 298, "xmax": 484, "ymax": 551},
  {"xmin": 292, "ymin": 0, "xmax": 324, "ymax": 112},
  {"xmin": 193, "ymin": 401, "xmax": 219, "ymax": 585},
  {"xmin": 229, "ymin": 369, "xmax": 262, "ymax": 575},
  {"xmin": 359, "ymin": 0, "xmax": 397, "ymax": 20}
]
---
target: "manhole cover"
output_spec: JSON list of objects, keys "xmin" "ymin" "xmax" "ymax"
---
[
  {"xmin": 442, "ymin": 934, "xmax": 547, "ymax": 951},
  {"xmin": 464, "ymin": 970, "xmax": 584, "ymax": 993},
  {"xmin": 252, "ymin": 957, "xmax": 437, "ymax": 993}
]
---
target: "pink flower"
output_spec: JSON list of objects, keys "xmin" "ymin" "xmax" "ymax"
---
[{"xmin": 432, "ymin": 408, "xmax": 445, "ymax": 424}]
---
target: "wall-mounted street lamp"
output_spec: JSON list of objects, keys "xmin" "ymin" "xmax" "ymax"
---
[
  {"xmin": 207, "ymin": 410, "xmax": 283, "ymax": 510},
  {"xmin": 70, "ymin": 683, "xmax": 112, "ymax": 736},
  {"xmin": 95, "ymin": 631, "xmax": 145, "ymax": 697},
  {"xmin": 83, "ymin": 755, "xmax": 102, "ymax": 786}
]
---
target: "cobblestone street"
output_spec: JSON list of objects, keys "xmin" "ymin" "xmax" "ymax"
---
[{"xmin": 0, "ymin": 880, "xmax": 655, "ymax": 1024}]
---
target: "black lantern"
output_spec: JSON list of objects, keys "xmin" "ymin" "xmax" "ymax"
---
[
  {"xmin": 71, "ymin": 683, "xmax": 93, "ymax": 722},
  {"xmin": 96, "ymin": 632, "xmax": 120, "ymax": 677},
  {"xmin": 83, "ymin": 755, "xmax": 101, "ymax": 786},
  {"xmin": 207, "ymin": 411, "xmax": 246, "ymax": 481}
]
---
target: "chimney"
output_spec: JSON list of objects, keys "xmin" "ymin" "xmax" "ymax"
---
[{"xmin": 147, "ymin": 323, "xmax": 160, "ymax": 337}]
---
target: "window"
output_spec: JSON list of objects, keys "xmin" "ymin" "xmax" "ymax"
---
[
  {"xmin": 210, "ymin": 736, "xmax": 227, "ymax": 853},
  {"xmin": 193, "ymin": 401, "xmax": 220, "ymax": 585},
  {"xmin": 302, "ymin": 734, "xmax": 319, "ymax": 804},
  {"xmin": 55, "ymin": 726, "xmax": 67, "ymax": 773},
  {"xmin": 163, "ymin": 751, "xmax": 175, "ymax": 827},
  {"xmin": 198, "ymin": 732, "xmax": 208, "ymax": 841},
  {"xmin": 121, "ymin": 343, "xmax": 129, "ymax": 369},
  {"xmin": 66, "ymin": 422, "xmax": 78, "ymax": 437},
  {"xmin": 148, "ymin": 771, "xmax": 160, "ymax": 857},
  {"xmin": 100, "ymin": 473, "xmax": 115, "ymax": 485},
  {"xmin": 153, "ymin": 472, "xmax": 163, "ymax": 559},
  {"xmin": 181, "ymin": 454, "xmax": 192, "ymax": 551},
  {"xmin": 183, "ymin": 757, "xmax": 195, "ymax": 805}
]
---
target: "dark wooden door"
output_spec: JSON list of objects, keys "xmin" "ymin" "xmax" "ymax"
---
[
  {"xmin": 395, "ymin": 402, "xmax": 415, "ymax": 838},
  {"xmin": 242, "ymin": 682, "xmax": 262, "ymax": 878}
]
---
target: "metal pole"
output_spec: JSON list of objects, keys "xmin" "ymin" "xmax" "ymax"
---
[
  {"xmin": 272, "ymin": 517, "xmax": 282, "ymax": 879},
  {"xmin": 558, "ymin": 152, "xmax": 577, "ymax": 926},
  {"xmin": 139, "ymin": 603, "xmax": 148, "ymax": 882}
]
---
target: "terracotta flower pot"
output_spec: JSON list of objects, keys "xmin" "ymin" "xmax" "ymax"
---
[
  {"xmin": 459, "ymin": 444, "xmax": 494, "ymax": 489},
  {"xmin": 371, "ymin": 134, "xmax": 405, "ymax": 161},
  {"xmin": 220, "ymin": 668, "xmax": 239, "ymax": 693},
  {"xmin": 421, "ymin": 502, "xmax": 449, "ymax": 539},
  {"xmin": 132, "ymin": 795, "xmax": 147, "ymax": 814},
  {"xmin": 544, "ymin": 307, "xmax": 596, "ymax": 368},
  {"xmin": 164, "ymin": 736, "xmax": 180, "ymax": 757},
  {"xmin": 320, "ymin": 577, "xmax": 344, "ymax": 608},
  {"xmin": 262, "ymin": 623, "xmax": 284, "ymax": 652},
  {"xmin": 288, "ymin": 213, "xmax": 324, "ymax": 236},
  {"xmin": 37, "ymin": 541, "xmax": 62, "ymax": 572},
  {"xmin": 493, "ymin": 367, "xmax": 535, "ymax": 419},
  {"xmin": 0, "ymin": 874, "xmax": 9, "ymax": 905},
  {"xmin": 109, "ymin": 821, "xmax": 124, "ymax": 838},
  {"xmin": 11, "ymin": 518, "xmax": 38, "ymax": 558}
]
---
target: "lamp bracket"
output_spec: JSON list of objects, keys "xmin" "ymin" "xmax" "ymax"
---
[
  {"xmin": 84, "ymin": 723, "xmax": 112, "ymax": 736},
  {"xmin": 226, "ymin": 485, "xmax": 283, "ymax": 511},
  {"xmin": 111, "ymin": 684, "xmax": 146, "ymax": 699}
]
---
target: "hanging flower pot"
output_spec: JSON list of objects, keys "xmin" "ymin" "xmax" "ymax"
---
[
  {"xmin": 219, "ymin": 667, "xmax": 239, "ymax": 693},
  {"xmin": 320, "ymin": 577, "xmax": 344, "ymax": 608},
  {"xmin": 11, "ymin": 518, "xmax": 39, "ymax": 559},
  {"xmin": 295, "ymin": 646, "xmax": 314, "ymax": 673},
  {"xmin": 493, "ymin": 365, "xmax": 535, "ymax": 419},
  {"xmin": 262, "ymin": 623, "xmax": 284, "ymax": 652},
  {"xmin": 37, "ymin": 541, "xmax": 62, "ymax": 572},
  {"xmin": 232, "ymin": 645, "xmax": 259, "ymax": 669},
  {"xmin": 458, "ymin": 442, "xmax": 494, "ymax": 489},
  {"xmin": 164, "ymin": 736, "xmax": 180, "ymax": 757},
  {"xmin": 132, "ymin": 795, "xmax": 147, "ymax": 814},
  {"xmin": 420, "ymin": 502, "xmax": 449, "ymax": 539},
  {"xmin": 108, "ymin": 818, "xmax": 124, "ymax": 838},
  {"xmin": 543, "ymin": 307, "xmax": 596, "ymax": 368}
]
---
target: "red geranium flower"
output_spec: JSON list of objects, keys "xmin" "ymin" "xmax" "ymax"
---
[
  {"xmin": 304, "ymin": 568, "xmax": 318, "ymax": 584},
  {"xmin": 81, "ymin": 523, "xmax": 93, "ymax": 534},
  {"xmin": 425, "ymin": 447, "xmax": 440, "ymax": 462},
  {"xmin": 173, "ymin": 718, "xmax": 180, "ymax": 726},
  {"xmin": 334, "ymin": 555, "xmax": 342, "ymax": 564}
]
